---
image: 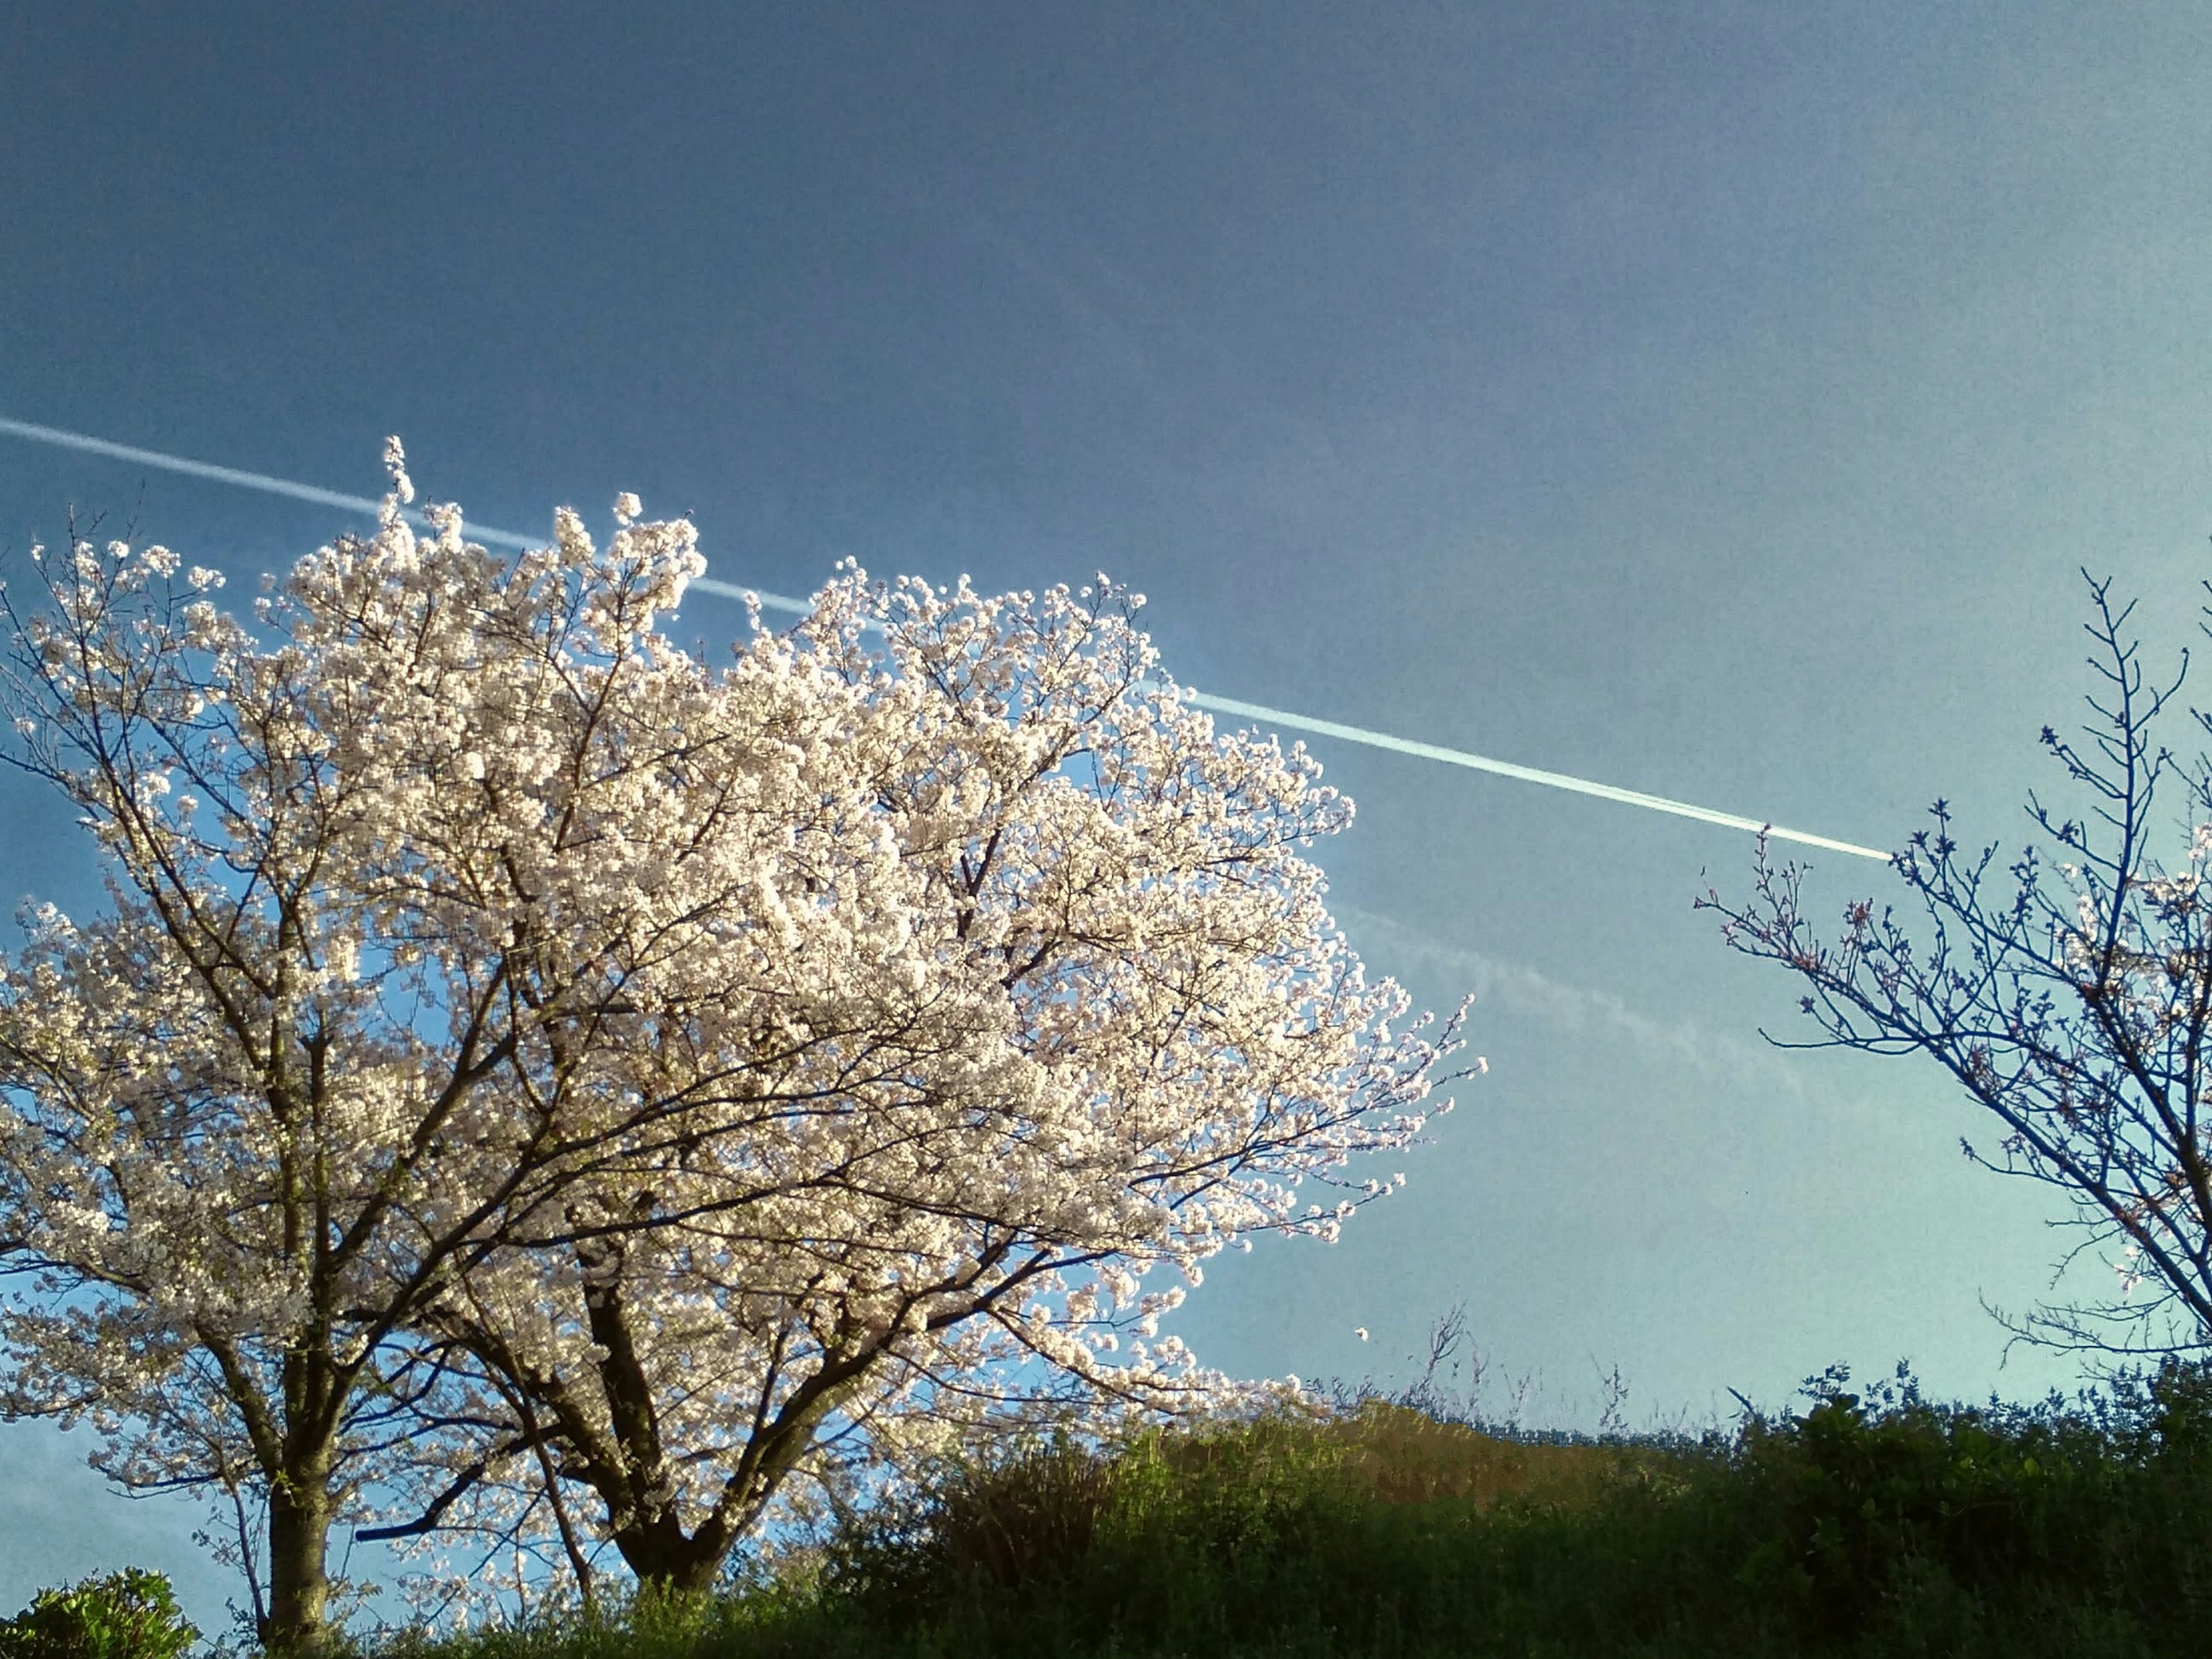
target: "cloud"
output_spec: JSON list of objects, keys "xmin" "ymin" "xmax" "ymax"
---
[{"xmin": 1335, "ymin": 902, "xmax": 1809, "ymax": 1095}]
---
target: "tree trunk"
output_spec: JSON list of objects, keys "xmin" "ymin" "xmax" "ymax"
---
[
  {"xmin": 575, "ymin": 1255, "xmax": 738, "ymax": 1595},
  {"xmin": 263, "ymin": 1481, "xmax": 334, "ymax": 1653},
  {"xmin": 612, "ymin": 1507, "xmax": 731, "ymax": 1596}
]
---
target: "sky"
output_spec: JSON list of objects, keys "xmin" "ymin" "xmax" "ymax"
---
[{"xmin": 9, "ymin": 0, "xmax": 2212, "ymax": 1629}]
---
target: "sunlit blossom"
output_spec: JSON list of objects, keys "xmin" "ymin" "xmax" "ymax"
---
[{"xmin": 0, "ymin": 456, "xmax": 1469, "ymax": 1631}]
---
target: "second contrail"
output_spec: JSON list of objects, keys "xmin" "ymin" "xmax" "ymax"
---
[{"xmin": 0, "ymin": 415, "xmax": 1889, "ymax": 861}]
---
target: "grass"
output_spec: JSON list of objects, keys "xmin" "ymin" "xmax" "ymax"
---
[{"xmin": 363, "ymin": 1358, "xmax": 2212, "ymax": 1659}]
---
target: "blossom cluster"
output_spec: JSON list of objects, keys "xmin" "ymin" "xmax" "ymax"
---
[{"xmin": 0, "ymin": 445, "xmax": 1464, "ymax": 1612}]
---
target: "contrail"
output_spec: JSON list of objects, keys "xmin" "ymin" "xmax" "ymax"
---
[
  {"xmin": 1182, "ymin": 693, "xmax": 1886, "ymax": 860},
  {"xmin": 0, "ymin": 416, "xmax": 1889, "ymax": 861},
  {"xmin": 2, "ymin": 416, "xmax": 547, "ymax": 558}
]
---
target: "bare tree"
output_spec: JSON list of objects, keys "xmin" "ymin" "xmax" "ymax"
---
[{"xmin": 1702, "ymin": 572, "xmax": 2212, "ymax": 1361}]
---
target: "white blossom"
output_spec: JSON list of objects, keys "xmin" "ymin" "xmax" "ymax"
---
[{"xmin": 0, "ymin": 461, "xmax": 1469, "ymax": 1632}]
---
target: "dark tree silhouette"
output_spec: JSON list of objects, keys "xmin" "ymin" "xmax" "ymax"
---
[{"xmin": 1703, "ymin": 573, "xmax": 2212, "ymax": 1360}]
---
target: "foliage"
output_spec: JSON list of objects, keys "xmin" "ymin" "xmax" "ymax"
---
[
  {"xmin": 363, "ymin": 1585, "xmax": 831, "ymax": 1659},
  {"xmin": 353, "ymin": 1358, "xmax": 2212, "ymax": 1658},
  {"xmin": 0, "ymin": 1570, "xmax": 199, "ymax": 1659},
  {"xmin": 1691, "ymin": 1357, "xmax": 2212, "ymax": 1654}
]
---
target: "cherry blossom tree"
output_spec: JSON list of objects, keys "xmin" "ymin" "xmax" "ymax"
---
[
  {"xmin": 1703, "ymin": 574, "xmax": 2212, "ymax": 1363},
  {"xmin": 363, "ymin": 571, "xmax": 1464, "ymax": 1599},
  {"xmin": 0, "ymin": 449, "xmax": 1466, "ymax": 1641}
]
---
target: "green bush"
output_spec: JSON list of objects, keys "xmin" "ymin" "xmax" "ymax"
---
[
  {"xmin": 0, "ymin": 1570, "xmax": 199, "ymax": 1659},
  {"xmin": 824, "ymin": 1414, "xmax": 1362, "ymax": 1613},
  {"xmin": 363, "ymin": 1583, "xmax": 840, "ymax": 1659},
  {"xmin": 374, "ymin": 1359, "xmax": 2212, "ymax": 1658},
  {"xmin": 808, "ymin": 1362, "xmax": 2212, "ymax": 1656},
  {"xmin": 1718, "ymin": 1358, "xmax": 2212, "ymax": 1646}
]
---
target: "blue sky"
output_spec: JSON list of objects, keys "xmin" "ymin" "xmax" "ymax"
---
[{"xmin": 8, "ymin": 1, "xmax": 2212, "ymax": 1628}]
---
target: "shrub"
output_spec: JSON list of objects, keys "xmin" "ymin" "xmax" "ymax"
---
[
  {"xmin": 374, "ymin": 1361, "xmax": 2212, "ymax": 1658},
  {"xmin": 1713, "ymin": 1357, "xmax": 2212, "ymax": 1649},
  {"xmin": 812, "ymin": 1363, "xmax": 2212, "ymax": 1656},
  {"xmin": 0, "ymin": 1570, "xmax": 199, "ymax": 1659}
]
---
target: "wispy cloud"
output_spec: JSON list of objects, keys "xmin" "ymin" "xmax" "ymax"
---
[
  {"xmin": 1336, "ymin": 903, "xmax": 1808, "ymax": 1094},
  {"xmin": 1, "ymin": 415, "xmax": 1887, "ymax": 860}
]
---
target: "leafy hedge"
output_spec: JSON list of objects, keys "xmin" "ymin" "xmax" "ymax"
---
[
  {"xmin": 0, "ymin": 1571, "xmax": 198, "ymax": 1659},
  {"xmin": 814, "ymin": 1359, "xmax": 2212, "ymax": 1656},
  {"xmin": 37, "ymin": 1359, "xmax": 2212, "ymax": 1658}
]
